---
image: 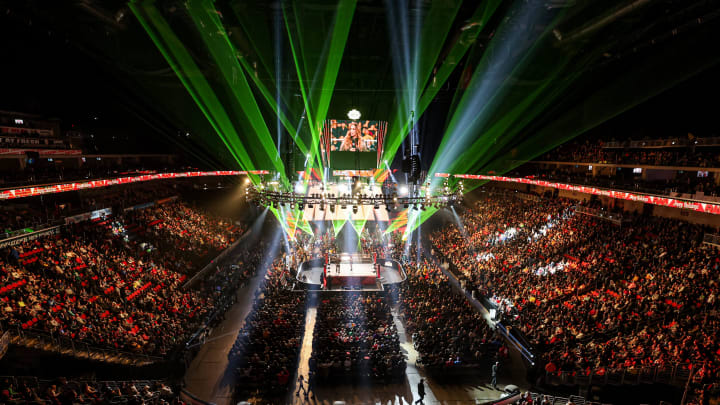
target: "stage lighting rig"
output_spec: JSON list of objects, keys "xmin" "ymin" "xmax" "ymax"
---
[{"xmin": 245, "ymin": 177, "xmax": 461, "ymax": 211}]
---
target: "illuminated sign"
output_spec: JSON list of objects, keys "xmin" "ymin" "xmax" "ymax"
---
[
  {"xmin": 0, "ymin": 171, "xmax": 253, "ymax": 200},
  {"xmin": 454, "ymin": 174, "xmax": 720, "ymax": 215}
]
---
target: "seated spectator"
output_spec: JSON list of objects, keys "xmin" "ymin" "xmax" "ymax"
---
[
  {"xmin": 229, "ymin": 259, "xmax": 306, "ymax": 402},
  {"xmin": 0, "ymin": 200, "xmax": 246, "ymax": 357},
  {"xmin": 311, "ymin": 292, "xmax": 405, "ymax": 382},
  {"xmin": 429, "ymin": 191, "xmax": 720, "ymax": 383}
]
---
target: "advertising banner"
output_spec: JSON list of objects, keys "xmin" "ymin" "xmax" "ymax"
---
[
  {"xmin": 65, "ymin": 208, "xmax": 112, "ymax": 225},
  {"xmin": 0, "ymin": 171, "xmax": 247, "ymax": 200},
  {"xmin": 456, "ymin": 174, "xmax": 720, "ymax": 215},
  {"xmin": 0, "ymin": 225, "xmax": 61, "ymax": 249}
]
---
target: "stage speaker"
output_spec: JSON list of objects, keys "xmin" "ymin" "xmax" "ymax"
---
[{"xmin": 403, "ymin": 154, "xmax": 421, "ymax": 182}]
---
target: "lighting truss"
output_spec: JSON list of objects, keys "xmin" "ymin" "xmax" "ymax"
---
[{"xmin": 246, "ymin": 185, "xmax": 461, "ymax": 210}]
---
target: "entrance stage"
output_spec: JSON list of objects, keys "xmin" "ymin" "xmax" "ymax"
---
[{"xmin": 295, "ymin": 253, "xmax": 406, "ymax": 292}]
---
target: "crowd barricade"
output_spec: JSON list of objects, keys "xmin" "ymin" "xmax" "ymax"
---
[
  {"xmin": 655, "ymin": 364, "xmax": 674, "ymax": 384},
  {"xmin": 639, "ymin": 366, "xmax": 656, "ymax": 384},
  {"xmin": 606, "ymin": 370, "xmax": 624, "ymax": 386},
  {"xmin": 574, "ymin": 372, "xmax": 591, "ymax": 387},
  {"xmin": 545, "ymin": 371, "xmax": 563, "ymax": 386},
  {"xmin": 623, "ymin": 368, "xmax": 641, "ymax": 385},
  {"xmin": 674, "ymin": 363, "xmax": 693, "ymax": 384},
  {"xmin": 544, "ymin": 363, "xmax": 700, "ymax": 388}
]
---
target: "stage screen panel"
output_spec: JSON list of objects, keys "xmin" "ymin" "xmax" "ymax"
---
[{"xmin": 322, "ymin": 120, "xmax": 386, "ymax": 169}]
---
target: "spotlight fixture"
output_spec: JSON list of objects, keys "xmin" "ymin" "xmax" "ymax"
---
[
  {"xmin": 245, "ymin": 178, "xmax": 457, "ymax": 215},
  {"xmin": 347, "ymin": 109, "xmax": 361, "ymax": 120}
]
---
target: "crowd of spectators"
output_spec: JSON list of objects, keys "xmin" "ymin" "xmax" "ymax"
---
[
  {"xmin": 229, "ymin": 258, "xmax": 306, "ymax": 402},
  {"xmin": 1, "ymin": 182, "xmax": 179, "ymax": 236},
  {"xmin": 0, "ymin": 376, "xmax": 183, "ymax": 404},
  {"xmin": 397, "ymin": 259, "xmax": 504, "ymax": 372},
  {"xmin": 310, "ymin": 292, "xmax": 405, "ymax": 383},
  {"xmin": 184, "ymin": 242, "xmax": 266, "ymax": 347},
  {"xmin": 429, "ymin": 192, "xmax": 720, "ymax": 388},
  {"xmin": 516, "ymin": 166, "xmax": 720, "ymax": 196},
  {"xmin": 124, "ymin": 202, "xmax": 242, "ymax": 275},
  {"xmin": 540, "ymin": 138, "xmax": 720, "ymax": 167},
  {"xmin": 0, "ymin": 200, "xmax": 244, "ymax": 357}
]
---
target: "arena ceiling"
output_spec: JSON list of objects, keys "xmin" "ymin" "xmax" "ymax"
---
[{"xmin": 3, "ymin": 0, "xmax": 720, "ymax": 178}]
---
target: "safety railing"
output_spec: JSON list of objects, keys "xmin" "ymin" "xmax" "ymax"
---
[
  {"xmin": 1, "ymin": 322, "xmax": 164, "ymax": 365},
  {"xmin": 0, "ymin": 375, "xmax": 177, "ymax": 405},
  {"xmin": 429, "ymin": 249, "xmax": 537, "ymax": 365},
  {"xmin": 0, "ymin": 219, "xmax": 64, "ymax": 241},
  {"xmin": 527, "ymin": 391, "xmax": 610, "ymax": 405},
  {"xmin": 703, "ymin": 233, "xmax": 720, "ymax": 247},
  {"xmin": 603, "ymin": 136, "xmax": 720, "ymax": 149},
  {"xmin": 573, "ymin": 205, "xmax": 625, "ymax": 225},
  {"xmin": 544, "ymin": 363, "xmax": 697, "ymax": 388},
  {"xmin": 182, "ymin": 229, "xmax": 250, "ymax": 289},
  {"xmin": 183, "ymin": 231, "xmax": 255, "ymax": 349}
]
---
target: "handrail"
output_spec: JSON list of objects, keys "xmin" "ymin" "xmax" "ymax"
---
[
  {"xmin": 529, "ymin": 160, "xmax": 720, "ymax": 173},
  {"xmin": 183, "ymin": 230, "xmax": 256, "ymax": 348},
  {"xmin": 544, "ymin": 361, "xmax": 701, "ymax": 388},
  {"xmin": 703, "ymin": 233, "xmax": 720, "ymax": 247},
  {"xmin": 420, "ymin": 238, "xmax": 537, "ymax": 364},
  {"xmin": 573, "ymin": 205, "xmax": 625, "ymax": 225},
  {"xmin": 2, "ymin": 322, "xmax": 164, "ymax": 364},
  {"xmin": 602, "ymin": 136, "xmax": 720, "ymax": 149},
  {"xmin": 0, "ymin": 220, "xmax": 65, "ymax": 241},
  {"xmin": 182, "ymin": 229, "xmax": 251, "ymax": 289}
]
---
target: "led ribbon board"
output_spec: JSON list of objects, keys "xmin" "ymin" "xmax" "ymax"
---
[
  {"xmin": 0, "ymin": 171, "xmax": 268, "ymax": 200},
  {"xmin": 455, "ymin": 174, "xmax": 720, "ymax": 215}
]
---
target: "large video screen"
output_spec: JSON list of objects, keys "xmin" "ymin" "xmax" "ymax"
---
[
  {"xmin": 322, "ymin": 120, "xmax": 386, "ymax": 169},
  {"xmin": 326, "ymin": 120, "xmax": 382, "ymax": 152}
]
